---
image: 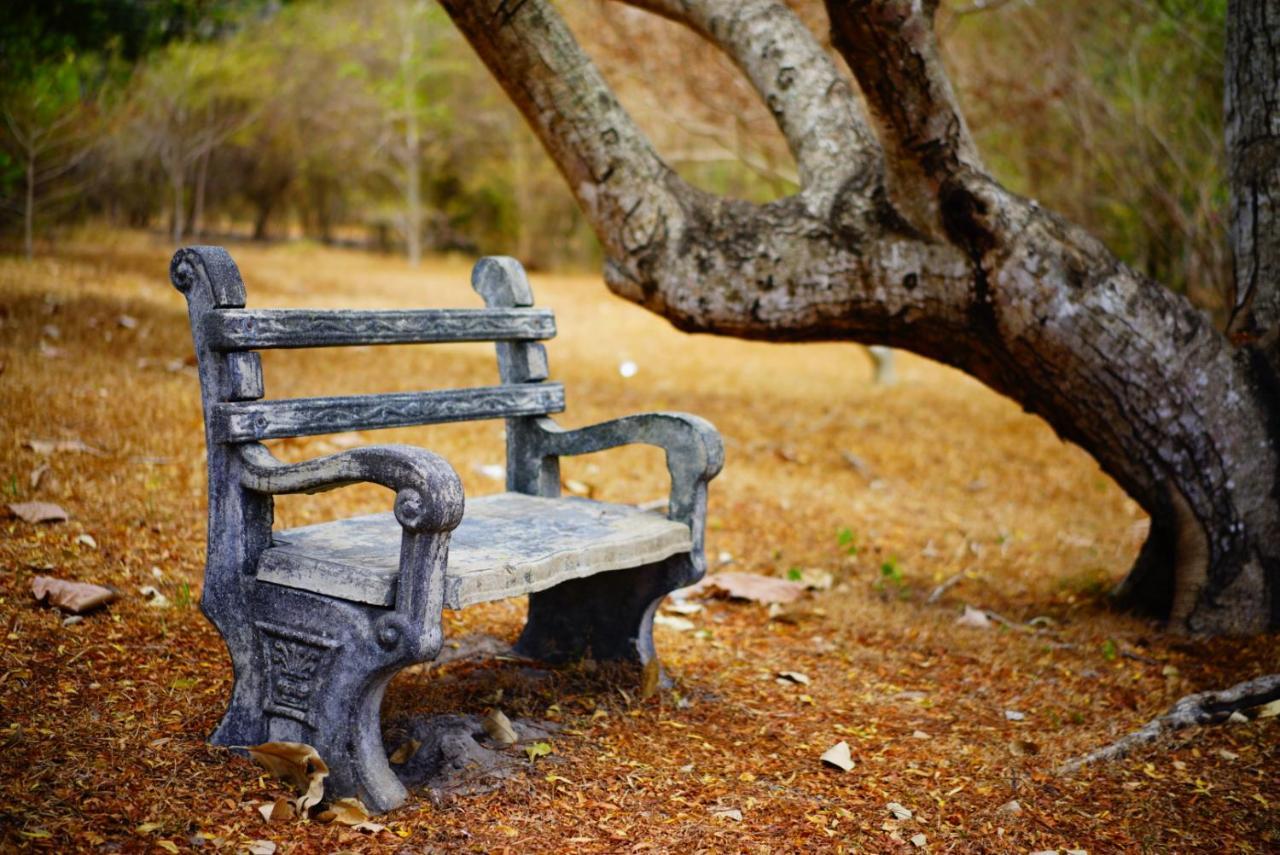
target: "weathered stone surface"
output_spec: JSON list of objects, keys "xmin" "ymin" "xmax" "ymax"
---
[
  {"xmin": 171, "ymin": 246, "xmax": 722, "ymax": 814},
  {"xmin": 258, "ymin": 492, "xmax": 693, "ymax": 609}
]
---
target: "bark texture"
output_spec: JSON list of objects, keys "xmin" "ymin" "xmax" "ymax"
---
[
  {"xmin": 1226, "ymin": 0, "xmax": 1280, "ymax": 358},
  {"xmin": 439, "ymin": 0, "xmax": 1280, "ymax": 633}
]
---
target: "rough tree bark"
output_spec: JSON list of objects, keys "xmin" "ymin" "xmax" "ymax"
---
[
  {"xmin": 439, "ymin": 0, "xmax": 1280, "ymax": 634},
  {"xmin": 1226, "ymin": 0, "xmax": 1280, "ymax": 367}
]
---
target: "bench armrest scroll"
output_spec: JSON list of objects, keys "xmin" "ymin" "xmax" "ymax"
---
[
  {"xmin": 237, "ymin": 443, "xmax": 463, "ymax": 656},
  {"xmin": 237, "ymin": 442, "xmax": 464, "ymax": 534}
]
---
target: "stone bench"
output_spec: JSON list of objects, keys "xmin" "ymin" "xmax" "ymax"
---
[{"xmin": 170, "ymin": 247, "xmax": 722, "ymax": 813}]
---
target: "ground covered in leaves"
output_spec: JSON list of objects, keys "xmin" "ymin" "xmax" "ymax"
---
[{"xmin": 2, "ymin": 230, "xmax": 1277, "ymax": 853}]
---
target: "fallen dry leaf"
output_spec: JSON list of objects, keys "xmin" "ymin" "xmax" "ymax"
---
[
  {"xmin": 31, "ymin": 576, "xmax": 115, "ymax": 614},
  {"xmin": 640, "ymin": 657, "xmax": 662, "ymax": 700},
  {"xmin": 524, "ymin": 741, "xmax": 553, "ymax": 762},
  {"xmin": 795, "ymin": 568, "xmax": 834, "ymax": 590},
  {"xmin": 654, "ymin": 613, "xmax": 695, "ymax": 632},
  {"xmin": 683, "ymin": 572, "xmax": 806, "ymax": 605},
  {"xmin": 24, "ymin": 438, "xmax": 105, "ymax": 456},
  {"xmin": 955, "ymin": 605, "xmax": 993, "ymax": 629},
  {"xmin": 710, "ymin": 807, "xmax": 743, "ymax": 821},
  {"xmin": 887, "ymin": 802, "xmax": 913, "ymax": 820},
  {"xmin": 246, "ymin": 742, "xmax": 328, "ymax": 811},
  {"xmin": 388, "ymin": 738, "xmax": 421, "ymax": 764},
  {"xmin": 997, "ymin": 799, "xmax": 1023, "ymax": 816},
  {"xmin": 483, "ymin": 709, "xmax": 518, "ymax": 745},
  {"xmin": 776, "ymin": 671, "xmax": 811, "ymax": 686},
  {"xmin": 820, "ymin": 741, "xmax": 855, "ymax": 772},
  {"xmin": 257, "ymin": 797, "xmax": 295, "ymax": 823},
  {"xmin": 8, "ymin": 502, "xmax": 69, "ymax": 524},
  {"xmin": 316, "ymin": 796, "xmax": 385, "ymax": 831},
  {"xmin": 910, "ymin": 832, "xmax": 927, "ymax": 847},
  {"xmin": 246, "ymin": 841, "xmax": 276, "ymax": 855},
  {"xmin": 138, "ymin": 585, "xmax": 170, "ymax": 607}
]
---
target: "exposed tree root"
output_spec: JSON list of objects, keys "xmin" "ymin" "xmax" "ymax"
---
[{"xmin": 1057, "ymin": 674, "xmax": 1280, "ymax": 774}]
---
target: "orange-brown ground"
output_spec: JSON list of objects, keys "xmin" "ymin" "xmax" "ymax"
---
[{"xmin": 1, "ymin": 230, "xmax": 1277, "ymax": 853}]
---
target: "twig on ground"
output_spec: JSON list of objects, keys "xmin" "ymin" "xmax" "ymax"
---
[
  {"xmin": 1057, "ymin": 673, "xmax": 1280, "ymax": 774},
  {"xmin": 926, "ymin": 572, "xmax": 964, "ymax": 604}
]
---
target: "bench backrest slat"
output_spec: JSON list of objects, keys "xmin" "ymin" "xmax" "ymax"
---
[
  {"xmin": 211, "ymin": 383, "xmax": 565, "ymax": 442},
  {"xmin": 205, "ymin": 308, "xmax": 555, "ymax": 350}
]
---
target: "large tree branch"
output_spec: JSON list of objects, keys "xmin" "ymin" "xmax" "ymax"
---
[
  {"xmin": 444, "ymin": 0, "xmax": 1280, "ymax": 633},
  {"xmin": 614, "ymin": 0, "xmax": 880, "ymax": 214},
  {"xmin": 826, "ymin": 0, "xmax": 983, "ymax": 235},
  {"xmin": 438, "ymin": 0, "xmax": 683, "ymax": 275}
]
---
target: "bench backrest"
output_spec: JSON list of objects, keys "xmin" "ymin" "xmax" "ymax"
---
[{"xmin": 170, "ymin": 247, "xmax": 562, "ymax": 445}]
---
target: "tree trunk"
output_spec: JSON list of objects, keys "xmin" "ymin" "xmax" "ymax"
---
[
  {"xmin": 401, "ymin": 2, "xmax": 424, "ymax": 268},
  {"xmin": 405, "ymin": 110, "xmax": 422, "ymax": 266},
  {"xmin": 170, "ymin": 168, "xmax": 186, "ymax": 246},
  {"xmin": 438, "ymin": 0, "xmax": 1280, "ymax": 634},
  {"xmin": 252, "ymin": 198, "xmax": 273, "ymax": 241},
  {"xmin": 1226, "ymin": 0, "xmax": 1280, "ymax": 380},
  {"xmin": 191, "ymin": 147, "xmax": 211, "ymax": 239},
  {"xmin": 23, "ymin": 150, "xmax": 35, "ymax": 260}
]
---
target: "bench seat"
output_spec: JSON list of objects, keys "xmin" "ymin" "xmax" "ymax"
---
[{"xmin": 257, "ymin": 492, "xmax": 692, "ymax": 610}]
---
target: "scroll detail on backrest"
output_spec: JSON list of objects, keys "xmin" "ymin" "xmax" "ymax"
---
[{"xmin": 171, "ymin": 247, "xmax": 267, "ymax": 435}]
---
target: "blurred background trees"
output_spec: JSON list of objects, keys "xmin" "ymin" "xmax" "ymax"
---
[{"xmin": 0, "ymin": 0, "xmax": 1231, "ymax": 307}]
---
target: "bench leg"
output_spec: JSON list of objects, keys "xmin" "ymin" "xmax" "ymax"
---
[
  {"xmin": 515, "ymin": 554, "xmax": 693, "ymax": 665},
  {"xmin": 211, "ymin": 591, "xmax": 426, "ymax": 815},
  {"xmin": 304, "ymin": 669, "xmax": 407, "ymax": 814},
  {"xmin": 209, "ymin": 653, "xmax": 270, "ymax": 749}
]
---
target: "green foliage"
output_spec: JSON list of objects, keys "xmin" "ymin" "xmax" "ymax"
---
[
  {"xmin": 947, "ymin": 0, "xmax": 1230, "ymax": 310},
  {"xmin": 0, "ymin": 0, "xmax": 273, "ymax": 82},
  {"xmin": 836, "ymin": 526, "xmax": 858, "ymax": 556},
  {"xmin": 876, "ymin": 558, "xmax": 908, "ymax": 599}
]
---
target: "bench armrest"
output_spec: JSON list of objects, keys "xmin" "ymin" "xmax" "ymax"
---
[
  {"xmin": 237, "ymin": 442, "xmax": 464, "ymax": 534},
  {"xmin": 529, "ymin": 413, "xmax": 723, "ymax": 566},
  {"xmin": 237, "ymin": 443, "xmax": 463, "ymax": 655}
]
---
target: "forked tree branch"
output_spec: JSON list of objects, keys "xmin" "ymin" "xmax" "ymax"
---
[
  {"xmin": 616, "ymin": 0, "xmax": 880, "ymax": 212},
  {"xmin": 442, "ymin": 0, "xmax": 1280, "ymax": 634},
  {"xmin": 438, "ymin": 0, "xmax": 683, "ymax": 273},
  {"xmin": 440, "ymin": 0, "xmax": 969, "ymax": 335},
  {"xmin": 825, "ymin": 0, "xmax": 983, "ymax": 235}
]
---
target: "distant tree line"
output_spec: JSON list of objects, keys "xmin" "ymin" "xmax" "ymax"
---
[{"xmin": 0, "ymin": 0, "xmax": 598, "ymax": 268}]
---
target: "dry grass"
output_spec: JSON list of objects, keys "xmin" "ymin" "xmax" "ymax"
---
[{"xmin": 1, "ymin": 228, "xmax": 1277, "ymax": 853}]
